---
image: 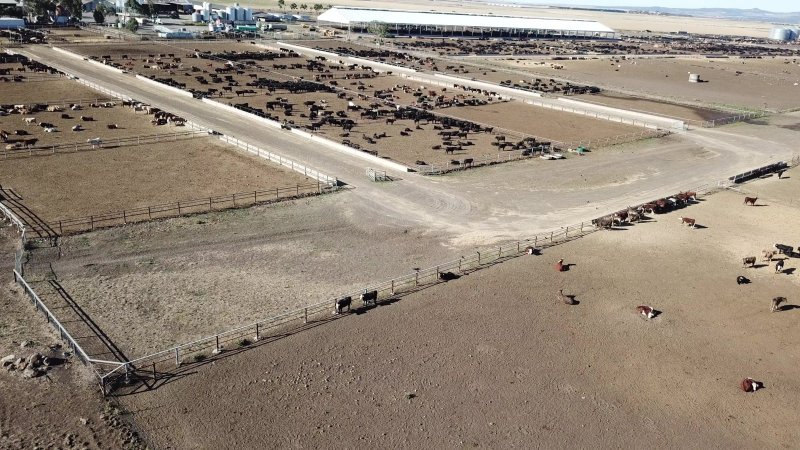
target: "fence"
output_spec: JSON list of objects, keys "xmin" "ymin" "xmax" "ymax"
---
[
  {"xmin": 0, "ymin": 200, "xmax": 27, "ymax": 243},
  {"xmin": 1, "ymin": 130, "xmax": 208, "ymax": 159},
  {"xmin": 699, "ymin": 110, "xmax": 767, "ymax": 128},
  {"xmin": 46, "ymin": 183, "xmax": 330, "ymax": 236},
  {"xmin": 96, "ymin": 219, "xmax": 601, "ymax": 394},
  {"xmin": 217, "ymin": 134, "xmax": 339, "ymax": 186}
]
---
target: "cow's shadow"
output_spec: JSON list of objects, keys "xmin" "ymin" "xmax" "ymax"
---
[
  {"xmin": 777, "ymin": 304, "xmax": 800, "ymax": 312},
  {"xmin": 781, "ymin": 268, "xmax": 796, "ymax": 275},
  {"xmin": 750, "ymin": 204, "xmax": 769, "ymax": 207},
  {"xmin": 750, "ymin": 264, "xmax": 769, "ymax": 269},
  {"xmin": 691, "ymin": 224, "xmax": 708, "ymax": 229},
  {"xmin": 563, "ymin": 263, "xmax": 576, "ymax": 271}
]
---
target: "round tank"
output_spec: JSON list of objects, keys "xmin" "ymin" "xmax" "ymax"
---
[
  {"xmin": 770, "ymin": 28, "xmax": 791, "ymax": 41},
  {"xmin": 191, "ymin": 12, "xmax": 201, "ymax": 22}
]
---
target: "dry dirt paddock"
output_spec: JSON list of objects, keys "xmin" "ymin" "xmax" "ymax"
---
[
  {"xmin": 121, "ymin": 167, "xmax": 800, "ymax": 448},
  {"xmin": 494, "ymin": 56, "xmax": 800, "ymax": 111},
  {"xmin": 0, "ymin": 138, "xmax": 313, "ymax": 222},
  {"xmin": 39, "ymin": 193, "xmax": 463, "ymax": 358}
]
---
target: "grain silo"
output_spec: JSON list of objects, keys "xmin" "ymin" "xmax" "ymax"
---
[{"xmin": 770, "ymin": 27, "xmax": 792, "ymax": 41}]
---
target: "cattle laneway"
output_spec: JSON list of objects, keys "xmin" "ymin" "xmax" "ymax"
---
[{"xmin": 18, "ymin": 46, "xmax": 798, "ymax": 247}]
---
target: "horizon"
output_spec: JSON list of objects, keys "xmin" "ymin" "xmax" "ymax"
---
[{"xmin": 504, "ymin": 1, "xmax": 798, "ymax": 14}]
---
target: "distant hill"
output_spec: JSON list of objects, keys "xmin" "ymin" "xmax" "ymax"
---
[
  {"xmin": 552, "ymin": 6, "xmax": 800, "ymax": 24},
  {"xmin": 627, "ymin": 7, "xmax": 800, "ymax": 24}
]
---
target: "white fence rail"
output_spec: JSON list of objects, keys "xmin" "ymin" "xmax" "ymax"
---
[{"xmin": 0, "ymin": 201, "xmax": 27, "ymax": 243}]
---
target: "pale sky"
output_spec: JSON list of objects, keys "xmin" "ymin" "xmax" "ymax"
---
[{"xmin": 512, "ymin": 0, "xmax": 797, "ymax": 13}]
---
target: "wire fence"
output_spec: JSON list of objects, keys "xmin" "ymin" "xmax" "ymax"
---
[
  {"xmin": 699, "ymin": 110, "xmax": 768, "ymax": 128},
  {"xmin": 1, "ymin": 130, "xmax": 208, "ymax": 159},
  {"xmin": 0, "ymin": 200, "xmax": 27, "ymax": 243},
  {"xmin": 44, "ymin": 183, "xmax": 330, "ymax": 236}
]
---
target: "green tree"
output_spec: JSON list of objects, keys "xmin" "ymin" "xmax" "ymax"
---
[
  {"xmin": 277, "ymin": 0, "xmax": 284, "ymax": 11},
  {"xmin": 92, "ymin": 8, "xmax": 104, "ymax": 23},
  {"xmin": 125, "ymin": 17, "xmax": 138, "ymax": 31},
  {"xmin": 61, "ymin": 0, "xmax": 84, "ymax": 19},
  {"xmin": 312, "ymin": 3, "xmax": 323, "ymax": 12},
  {"xmin": 0, "ymin": 4, "xmax": 25, "ymax": 17},
  {"xmin": 300, "ymin": 3, "xmax": 307, "ymax": 10},
  {"xmin": 145, "ymin": 0, "xmax": 154, "ymax": 17},
  {"xmin": 290, "ymin": 2, "xmax": 297, "ymax": 11},
  {"xmin": 24, "ymin": 0, "xmax": 56, "ymax": 18},
  {"xmin": 368, "ymin": 21, "xmax": 390, "ymax": 45}
]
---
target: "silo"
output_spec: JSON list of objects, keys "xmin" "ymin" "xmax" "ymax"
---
[
  {"xmin": 191, "ymin": 12, "xmax": 201, "ymax": 22},
  {"xmin": 244, "ymin": 7, "xmax": 252, "ymax": 21},
  {"xmin": 770, "ymin": 28, "xmax": 791, "ymax": 41}
]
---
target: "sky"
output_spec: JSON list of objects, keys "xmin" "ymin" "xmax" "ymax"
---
[{"xmin": 510, "ymin": 0, "xmax": 797, "ymax": 13}]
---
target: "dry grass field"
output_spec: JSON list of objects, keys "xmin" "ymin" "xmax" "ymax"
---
[
  {"xmin": 0, "ymin": 139, "xmax": 313, "ymax": 222},
  {"xmin": 118, "ymin": 166, "xmax": 800, "ymax": 449},
  {"xmin": 495, "ymin": 56, "xmax": 800, "ymax": 111}
]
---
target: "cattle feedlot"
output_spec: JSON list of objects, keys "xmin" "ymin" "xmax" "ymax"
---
[{"xmin": 1, "ymin": 3, "xmax": 800, "ymax": 449}]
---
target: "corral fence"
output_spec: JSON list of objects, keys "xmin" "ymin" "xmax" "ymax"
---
[
  {"xmin": 217, "ymin": 134, "xmax": 340, "ymax": 186},
  {"xmin": 416, "ymin": 147, "xmax": 541, "ymax": 175},
  {"xmin": 96, "ymin": 220, "xmax": 601, "ymax": 395},
  {"xmin": 561, "ymin": 128, "xmax": 670, "ymax": 151},
  {"xmin": 45, "ymin": 183, "xmax": 331, "ymax": 236},
  {"xmin": 699, "ymin": 110, "xmax": 768, "ymax": 128},
  {"xmin": 0, "ymin": 200, "xmax": 27, "ymax": 244},
  {"xmin": 1, "ymin": 130, "xmax": 208, "ymax": 159}
]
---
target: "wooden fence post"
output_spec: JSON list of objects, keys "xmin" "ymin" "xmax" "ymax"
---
[
  {"xmin": 296, "ymin": 185, "xmax": 299, "ymax": 196},
  {"xmin": 147, "ymin": 207, "xmax": 151, "ymax": 220},
  {"xmin": 275, "ymin": 187, "xmax": 279, "ymax": 199},
  {"xmin": 152, "ymin": 362, "xmax": 156, "ymax": 381},
  {"xmin": 255, "ymin": 323, "xmax": 260, "ymax": 341},
  {"xmin": 215, "ymin": 336, "xmax": 219, "ymax": 353},
  {"xmin": 414, "ymin": 270, "xmax": 419, "ymax": 287},
  {"xmin": 304, "ymin": 308, "xmax": 308, "ymax": 323},
  {"xmin": 177, "ymin": 202, "xmax": 181, "ymax": 215},
  {"xmin": 175, "ymin": 348, "xmax": 180, "ymax": 367},
  {"xmin": 550, "ymin": 231, "xmax": 553, "ymax": 242},
  {"xmin": 477, "ymin": 251, "xmax": 481, "ymax": 264},
  {"xmin": 90, "ymin": 216, "xmax": 94, "ymax": 230},
  {"xmin": 391, "ymin": 280, "xmax": 395, "ymax": 295},
  {"xmin": 58, "ymin": 221, "xmax": 63, "ymax": 235}
]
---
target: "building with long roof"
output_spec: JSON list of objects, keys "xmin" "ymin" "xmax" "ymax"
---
[{"xmin": 317, "ymin": 7, "xmax": 616, "ymax": 39}]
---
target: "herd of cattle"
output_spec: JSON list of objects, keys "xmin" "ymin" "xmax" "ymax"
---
[
  {"xmin": 0, "ymin": 54, "xmax": 63, "ymax": 83},
  {"xmin": 591, "ymin": 190, "xmax": 698, "ymax": 229}
]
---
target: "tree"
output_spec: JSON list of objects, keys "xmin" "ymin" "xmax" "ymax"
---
[
  {"xmin": 0, "ymin": 4, "xmax": 25, "ymax": 17},
  {"xmin": 290, "ymin": 2, "xmax": 297, "ymax": 11},
  {"xmin": 92, "ymin": 8, "xmax": 104, "ymax": 23},
  {"xmin": 23, "ymin": 0, "xmax": 56, "ymax": 18},
  {"xmin": 312, "ymin": 3, "xmax": 323, "ymax": 12},
  {"xmin": 145, "ymin": 0, "xmax": 154, "ymax": 17},
  {"xmin": 61, "ymin": 0, "xmax": 85, "ymax": 19},
  {"xmin": 125, "ymin": 17, "xmax": 138, "ymax": 32},
  {"xmin": 300, "ymin": 3, "xmax": 307, "ymax": 10},
  {"xmin": 368, "ymin": 21, "xmax": 390, "ymax": 45},
  {"xmin": 277, "ymin": 0, "xmax": 284, "ymax": 11}
]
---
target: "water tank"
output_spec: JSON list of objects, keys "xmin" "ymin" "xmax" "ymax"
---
[
  {"xmin": 191, "ymin": 12, "xmax": 201, "ymax": 22},
  {"xmin": 243, "ymin": 7, "xmax": 252, "ymax": 21},
  {"xmin": 688, "ymin": 73, "xmax": 700, "ymax": 83},
  {"xmin": 770, "ymin": 28, "xmax": 792, "ymax": 41}
]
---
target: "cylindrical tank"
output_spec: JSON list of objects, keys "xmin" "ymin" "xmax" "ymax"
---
[
  {"xmin": 191, "ymin": 12, "xmax": 201, "ymax": 22},
  {"xmin": 688, "ymin": 73, "xmax": 700, "ymax": 83},
  {"xmin": 244, "ymin": 8, "xmax": 252, "ymax": 21},
  {"xmin": 770, "ymin": 28, "xmax": 792, "ymax": 41}
]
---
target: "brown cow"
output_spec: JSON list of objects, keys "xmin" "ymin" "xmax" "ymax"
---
[
  {"xmin": 744, "ymin": 196, "xmax": 757, "ymax": 206},
  {"xmin": 740, "ymin": 377, "xmax": 761, "ymax": 392},
  {"xmin": 771, "ymin": 296, "xmax": 786, "ymax": 312},
  {"xmin": 636, "ymin": 305, "xmax": 655, "ymax": 319},
  {"xmin": 742, "ymin": 256, "xmax": 757, "ymax": 267},
  {"xmin": 554, "ymin": 259, "xmax": 565, "ymax": 272},
  {"xmin": 679, "ymin": 217, "xmax": 696, "ymax": 228}
]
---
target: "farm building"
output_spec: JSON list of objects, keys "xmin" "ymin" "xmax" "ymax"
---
[{"xmin": 317, "ymin": 7, "xmax": 616, "ymax": 39}]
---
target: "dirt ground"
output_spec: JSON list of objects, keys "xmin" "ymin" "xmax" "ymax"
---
[
  {"xmin": 494, "ymin": 56, "xmax": 800, "ymax": 111},
  {"xmin": 0, "ymin": 75, "xmax": 111, "ymax": 104},
  {"xmin": 0, "ymin": 138, "xmax": 313, "ymax": 222},
  {"xmin": 443, "ymin": 99, "xmax": 641, "ymax": 143},
  {"xmin": 0, "ymin": 231, "xmax": 144, "ymax": 449},
  {"xmin": 33, "ymin": 193, "xmax": 460, "ymax": 358},
  {"xmin": 118, "ymin": 165, "xmax": 800, "ymax": 448},
  {"xmin": 58, "ymin": 41, "xmax": 651, "ymax": 166},
  {"xmin": 576, "ymin": 91, "xmax": 733, "ymax": 123}
]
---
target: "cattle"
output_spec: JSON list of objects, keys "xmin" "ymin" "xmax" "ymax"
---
[
  {"xmin": 39, "ymin": 122, "xmax": 54, "ymax": 128},
  {"xmin": 554, "ymin": 259, "xmax": 565, "ymax": 272},
  {"xmin": 771, "ymin": 296, "xmax": 787, "ymax": 312},
  {"xmin": 592, "ymin": 216, "xmax": 613, "ymax": 229},
  {"xmin": 525, "ymin": 246, "xmax": 541, "ymax": 255},
  {"xmin": 5, "ymin": 143, "xmax": 22, "ymax": 150},
  {"xmin": 80, "ymin": 116, "xmax": 93, "ymax": 121},
  {"xmin": 23, "ymin": 117, "xmax": 36, "ymax": 124},
  {"xmin": 60, "ymin": 113, "xmax": 70, "ymax": 119},
  {"xmin": 107, "ymin": 124, "xmax": 118, "ymax": 129},
  {"xmin": 360, "ymin": 290, "xmax": 378, "ymax": 307},
  {"xmin": 742, "ymin": 256, "xmax": 757, "ymax": 267},
  {"xmin": 86, "ymin": 138, "xmax": 102, "ymax": 147},
  {"xmin": 743, "ymin": 196, "xmax": 757, "ymax": 206},
  {"xmin": 46, "ymin": 105, "xmax": 63, "ymax": 112},
  {"xmin": 775, "ymin": 260, "xmax": 785, "ymax": 274},
  {"xmin": 774, "ymin": 243, "xmax": 793, "ymax": 256},
  {"xmin": 333, "ymin": 296, "xmax": 352, "ymax": 314},
  {"xmin": 44, "ymin": 127, "xmax": 56, "ymax": 133},
  {"xmin": 438, "ymin": 271, "xmax": 459, "ymax": 281},
  {"xmin": 70, "ymin": 104, "xmax": 81, "ymax": 111},
  {"xmin": 762, "ymin": 250, "xmax": 775, "ymax": 262},
  {"xmin": 679, "ymin": 217, "xmax": 696, "ymax": 228},
  {"xmin": 558, "ymin": 289, "xmax": 576, "ymax": 305},
  {"xmin": 736, "ymin": 276, "xmax": 750, "ymax": 285},
  {"xmin": 72, "ymin": 124, "xmax": 83, "ymax": 131},
  {"xmin": 740, "ymin": 377, "xmax": 762, "ymax": 392},
  {"xmin": 636, "ymin": 305, "xmax": 656, "ymax": 319}
]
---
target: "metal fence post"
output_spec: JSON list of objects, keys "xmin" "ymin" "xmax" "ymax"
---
[{"xmin": 255, "ymin": 323, "xmax": 260, "ymax": 341}]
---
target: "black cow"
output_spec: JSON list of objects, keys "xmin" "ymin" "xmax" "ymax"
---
[
  {"xmin": 361, "ymin": 290, "xmax": 378, "ymax": 307},
  {"xmin": 334, "ymin": 296, "xmax": 352, "ymax": 314}
]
